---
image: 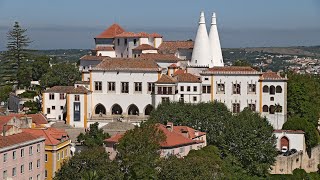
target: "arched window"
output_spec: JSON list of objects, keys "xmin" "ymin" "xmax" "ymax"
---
[
  {"xmin": 269, "ymin": 105, "xmax": 275, "ymax": 114},
  {"xmin": 275, "ymin": 104, "xmax": 282, "ymax": 113},
  {"xmin": 263, "ymin": 105, "xmax": 269, "ymax": 112},
  {"xmin": 270, "ymin": 85, "xmax": 275, "ymax": 95},
  {"xmin": 280, "ymin": 136, "xmax": 289, "ymax": 150},
  {"xmin": 128, "ymin": 104, "xmax": 139, "ymax": 115},
  {"xmin": 111, "ymin": 104, "xmax": 123, "ymax": 115},
  {"xmin": 263, "ymin": 85, "xmax": 269, "ymax": 93},
  {"xmin": 144, "ymin": 105, "xmax": 154, "ymax": 116},
  {"xmin": 276, "ymin": 86, "xmax": 282, "ymax": 93},
  {"xmin": 95, "ymin": 104, "xmax": 106, "ymax": 115}
]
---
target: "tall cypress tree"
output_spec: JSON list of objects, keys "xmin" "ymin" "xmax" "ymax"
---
[{"xmin": 3, "ymin": 22, "xmax": 31, "ymax": 87}]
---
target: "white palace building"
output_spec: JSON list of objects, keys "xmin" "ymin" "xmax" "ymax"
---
[{"xmin": 42, "ymin": 12, "xmax": 287, "ymax": 129}]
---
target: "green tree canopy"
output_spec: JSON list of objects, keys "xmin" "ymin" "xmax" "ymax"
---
[
  {"xmin": 0, "ymin": 85, "xmax": 12, "ymax": 102},
  {"xmin": 77, "ymin": 122, "xmax": 109, "ymax": 147}
]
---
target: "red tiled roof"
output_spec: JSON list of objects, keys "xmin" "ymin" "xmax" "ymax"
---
[
  {"xmin": 0, "ymin": 132, "xmax": 44, "ymax": 149},
  {"xmin": 159, "ymin": 41, "xmax": 194, "ymax": 54},
  {"xmin": 140, "ymin": 53, "xmax": 183, "ymax": 63},
  {"xmin": 0, "ymin": 116, "xmax": 14, "ymax": 131},
  {"xmin": 95, "ymin": 24, "xmax": 125, "ymax": 39},
  {"xmin": 202, "ymin": 66, "xmax": 260, "ymax": 75},
  {"xmin": 156, "ymin": 75, "xmax": 177, "ymax": 84},
  {"xmin": 94, "ymin": 58, "xmax": 160, "ymax": 72},
  {"xmin": 262, "ymin": 71, "xmax": 287, "ymax": 80},
  {"xmin": 22, "ymin": 128, "xmax": 69, "ymax": 146},
  {"xmin": 273, "ymin": 130, "xmax": 305, "ymax": 134},
  {"xmin": 68, "ymin": 86, "xmax": 90, "ymax": 94},
  {"xmin": 173, "ymin": 69, "xmax": 185, "ymax": 76},
  {"xmin": 80, "ymin": 55, "xmax": 108, "ymax": 61},
  {"xmin": 168, "ymin": 64, "xmax": 178, "ymax": 68},
  {"xmin": 104, "ymin": 133, "xmax": 124, "ymax": 143},
  {"xmin": 115, "ymin": 32, "xmax": 162, "ymax": 38},
  {"xmin": 174, "ymin": 73, "xmax": 201, "ymax": 83},
  {"xmin": 95, "ymin": 46, "xmax": 114, "ymax": 51},
  {"xmin": 173, "ymin": 126, "xmax": 206, "ymax": 139},
  {"xmin": 133, "ymin": 44, "xmax": 158, "ymax": 51},
  {"xmin": 44, "ymin": 86, "xmax": 75, "ymax": 93}
]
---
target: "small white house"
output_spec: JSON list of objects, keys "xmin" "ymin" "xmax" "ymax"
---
[{"xmin": 273, "ymin": 130, "xmax": 305, "ymax": 152}]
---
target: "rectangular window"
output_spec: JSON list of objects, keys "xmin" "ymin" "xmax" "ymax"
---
[
  {"xmin": 248, "ymin": 84, "xmax": 256, "ymax": 93},
  {"xmin": 29, "ymin": 162, "xmax": 33, "ymax": 171},
  {"xmin": 187, "ymin": 86, "xmax": 191, "ymax": 92},
  {"xmin": 74, "ymin": 104, "xmax": 80, "ymax": 112},
  {"xmin": 3, "ymin": 153, "xmax": 7, "ymax": 162},
  {"xmin": 13, "ymin": 151, "xmax": 16, "ymax": 160},
  {"xmin": 232, "ymin": 103, "xmax": 241, "ymax": 113},
  {"xmin": 148, "ymin": 83, "xmax": 155, "ymax": 93},
  {"xmin": 62, "ymin": 151, "xmax": 64, "ymax": 159},
  {"xmin": 45, "ymin": 170, "xmax": 47, "ymax": 178},
  {"xmin": 180, "ymin": 86, "xmax": 184, "ymax": 92},
  {"xmin": 193, "ymin": 86, "xmax": 197, "ymax": 92},
  {"xmin": 248, "ymin": 104, "xmax": 256, "ymax": 111},
  {"xmin": 75, "ymin": 95, "xmax": 80, "ymax": 101},
  {"xmin": 193, "ymin": 96, "xmax": 197, "ymax": 102},
  {"xmin": 21, "ymin": 149, "xmax": 24, "ymax": 157},
  {"xmin": 94, "ymin": 81, "xmax": 102, "ymax": 91},
  {"xmin": 134, "ymin": 82, "xmax": 142, "ymax": 92},
  {"xmin": 59, "ymin": 93, "xmax": 65, "ymax": 100},
  {"xmin": 45, "ymin": 154, "xmax": 48, "ymax": 162},
  {"xmin": 36, "ymin": 144, "xmax": 40, "ymax": 153},
  {"xmin": 163, "ymin": 87, "xmax": 167, "ymax": 94},
  {"xmin": 217, "ymin": 83, "xmax": 225, "ymax": 93},
  {"xmin": 168, "ymin": 87, "xmax": 172, "ymax": 94},
  {"xmin": 29, "ymin": 177, "xmax": 33, "ymax": 180},
  {"xmin": 158, "ymin": 87, "xmax": 162, "ymax": 94},
  {"xmin": 47, "ymin": 108, "xmax": 50, "ymax": 114},
  {"xmin": 108, "ymin": 82, "xmax": 116, "ymax": 92},
  {"xmin": 52, "ymin": 106, "xmax": 55, "ymax": 110},
  {"xmin": 161, "ymin": 97, "xmax": 170, "ymax": 103},
  {"xmin": 204, "ymin": 77, "xmax": 209, "ymax": 81},
  {"xmin": 133, "ymin": 39, "xmax": 137, "ymax": 46},
  {"xmin": 124, "ymin": 38, "xmax": 127, "ymax": 45},
  {"xmin": 233, "ymin": 84, "xmax": 241, "ymax": 94},
  {"xmin": 12, "ymin": 167, "xmax": 16, "ymax": 176},
  {"xmin": 57, "ymin": 153, "xmax": 60, "ymax": 161},
  {"xmin": 202, "ymin": 86, "xmax": 211, "ymax": 94},
  {"xmin": 3, "ymin": 170, "xmax": 7, "ymax": 179},
  {"xmin": 60, "ymin": 106, "xmax": 64, "ymax": 110},
  {"xmin": 117, "ymin": 39, "xmax": 120, "ymax": 45},
  {"xmin": 49, "ymin": 93, "xmax": 54, "ymax": 100},
  {"xmin": 29, "ymin": 146, "xmax": 33, "ymax": 155},
  {"xmin": 180, "ymin": 94, "xmax": 184, "ymax": 102},
  {"xmin": 21, "ymin": 164, "xmax": 24, "ymax": 173},
  {"xmin": 37, "ymin": 174, "xmax": 40, "ymax": 180},
  {"xmin": 121, "ymin": 82, "xmax": 129, "ymax": 93},
  {"xmin": 37, "ymin": 159, "xmax": 40, "ymax": 168}
]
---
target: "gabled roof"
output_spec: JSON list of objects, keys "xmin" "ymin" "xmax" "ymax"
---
[
  {"xmin": 202, "ymin": 66, "xmax": 260, "ymax": 75},
  {"xmin": 140, "ymin": 53, "xmax": 183, "ymax": 63},
  {"xmin": 133, "ymin": 44, "xmax": 158, "ymax": 51},
  {"xmin": 104, "ymin": 133, "xmax": 124, "ymax": 143},
  {"xmin": 168, "ymin": 64, "xmax": 178, "ymax": 68},
  {"xmin": 0, "ymin": 116, "xmax": 14, "ymax": 132},
  {"xmin": 68, "ymin": 86, "xmax": 91, "ymax": 94},
  {"xmin": 44, "ymin": 86, "xmax": 75, "ymax": 93},
  {"xmin": 22, "ymin": 128, "xmax": 69, "ymax": 146},
  {"xmin": 94, "ymin": 58, "xmax": 160, "ymax": 72},
  {"xmin": 158, "ymin": 41, "xmax": 194, "ymax": 54},
  {"xmin": 0, "ymin": 132, "xmax": 44, "ymax": 149},
  {"xmin": 3, "ymin": 114, "xmax": 48, "ymax": 125},
  {"xmin": 95, "ymin": 24, "xmax": 125, "ymax": 39},
  {"xmin": 262, "ymin": 71, "xmax": 287, "ymax": 80},
  {"xmin": 156, "ymin": 75, "xmax": 177, "ymax": 84},
  {"xmin": 173, "ymin": 126, "xmax": 206, "ymax": 139},
  {"xmin": 80, "ymin": 55, "xmax": 108, "ymax": 61},
  {"xmin": 174, "ymin": 73, "xmax": 201, "ymax": 83},
  {"xmin": 173, "ymin": 69, "xmax": 185, "ymax": 76},
  {"xmin": 94, "ymin": 46, "xmax": 114, "ymax": 51}
]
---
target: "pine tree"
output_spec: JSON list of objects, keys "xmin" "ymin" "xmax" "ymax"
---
[{"xmin": 3, "ymin": 22, "xmax": 31, "ymax": 87}]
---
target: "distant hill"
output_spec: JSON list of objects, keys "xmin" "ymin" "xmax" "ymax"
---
[{"xmin": 236, "ymin": 46, "xmax": 320, "ymax": 57}]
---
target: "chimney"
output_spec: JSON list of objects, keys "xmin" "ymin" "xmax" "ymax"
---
[
  {"xmin": 2, "ymin": 124, "xmax": 7, "ymax": 137},
  {"xmin": 209, "ymin": 12, "xmax": 224, "ymax": 67},
  {"xmin": 166, "ymin": 122, "xmax": 173, "ymax": 132}
]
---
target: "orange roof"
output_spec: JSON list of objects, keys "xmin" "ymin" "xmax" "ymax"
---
[
  {"xmin": 159, "ymin": 41, "xmax": 194, "ymax": 54},
  {"xmin": 156, "ymin": 74, "xmax": 177, "ymax": 84},
  {"xmin": 95, "ymin": 46, "xmax": 114, "ymax": 51},
  {"xmin": 44, "ymin": 86, "xmax": 75, "ymax": 93},
  {"xmin": 140, "ymin": 53, "xmax": 183, "ymax": 63},
  {"xmin": 95, "ymin": 24, "xmax": 125, "ymax": 39},
  {"xmin": 80, "ymin": 55, "xmax": 108, "ymax": 61},
  {"xmin": 104, "ymin": 133, "xmax": 124, "ymax": 143},
  {"xmin": 94, "ymin": 58, "xmax": 160, "ymax": 72},
  {"xmin": 262, "ymin": 71, "xmax": 287, "ymax": 80},
  {"xmin": 0, "ymin": 132, "xmax": 44, "ymax": 149},
  {"xmin": 115, "ymin": 32, "xmax": 162, "ymax": 38},
  {"xmin": 174, "ymin": 73, "xmax": 201, "ymax": 83},
  {"xmin": 168, "ymin": 64, "xmax": 178, "ymax": 68},
  {"xmin": 0, "ymin": 116, "xmax": 14, "ymax": 131},
  {"xmin": 133, "ymin": 44, "xmax": 158, "ymax": 51},
  {"xmin": 22, "ymin": 128, "xmax": 69, "ymax": 146},
  {"xmin": 68, "ymin": 86, "xmax": 91, "ymax": 94},
  {"xmin": 173, "ymin": 126, "xmax": 206, "ymax": 139},
  {"xmin": 173, "ymin": 69, "xmax": 185, "ymax": 76}
]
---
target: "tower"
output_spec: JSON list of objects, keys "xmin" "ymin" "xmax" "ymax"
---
[
  {"xmin": 209, "ymin": 12, "xmax": 224, "ymax": 67},
  {"xmin": 190, "ymin": 11, "xmax": 213, "ymax": 67}
]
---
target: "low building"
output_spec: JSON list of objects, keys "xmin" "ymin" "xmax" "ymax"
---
[
  {"xmin": 0, "ymin": 116, "xmax": 46, "ymax": 180},
  {"xmin": 104, "ymin": 122, "xmax": 206, "ymax": 160},
  {"xmin": 23, "ymin": 128, "xmax": 71, "ymax": 180},
  {"xmin": 273, "ymin": 130, "xmax": 305, "ymax": 152}
]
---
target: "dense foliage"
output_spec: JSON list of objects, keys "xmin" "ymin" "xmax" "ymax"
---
[
  {"xmin": 0, "ymin": 85, "xmax": 12, "ymax": 102},
  {"xmin": 149, "ymin": 102, "xmax": 277, "ymax": 177},
  {"xmin": 77, "ymin": 122, "xmax": 109, "ymax": 147}
]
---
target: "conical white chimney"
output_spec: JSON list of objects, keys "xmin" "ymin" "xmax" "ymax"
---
[
  {"xmin": 209, "ymin": 12, "xmax": 224, "ymax": 67},
  {"xmin": 190, "ymin": 11, "xmax": 213, "ymax": 67}
]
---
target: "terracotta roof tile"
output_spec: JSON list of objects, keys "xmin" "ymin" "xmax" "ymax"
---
[
  {"xmin": 94, "ymin": 58, "xmax": 160, "ymax": 72},
  {"xmin": 104, "ymin": 133, "xmax": 124, "ymax": 143},
  {"xmin": 0, "ymin": 132, "xmax": 44, "ymax": 149},
  {"xmin": 156, "ymin": 75, "xmax": 177, "ymax": 84},
  {"xmin": 22, "ymin": 128, "xmax": 69, "ymax": 146},
  {"xmin": 262, "ymin": 71, "xmax": 287, "ymax": 80},
  {"xmin": 95, "ymin": 24, "xmax": 125, "ymax": 39},
  {"xmin": 44, "ymin": 86, "xmax": 75, "ymax": 93},
  {"xmin": 133, "ymin": 44, "xmax": 158, "ymax": 51},
  {"xmin": 159, "ymin": 41, "xmax": 194, "ymax": 54},
  {"xmin": 140, "ymin": 53, "xmax": 183, "ymax": 63},
  {"xmin": 174, "ymin": 73, "xmax": 201, "ymax": 83},
  {"xmin": 202, "ymin": 66, "xmax": 260, "ymax": 75},
  {"xmin": 168, "ymin": 64, "xmax": 178, "ymax": 68},
  {"xmin": 80, "ymin": 55, "xmax": 108, "ymax": 61},
  {"xmin": 68, "ymin": 86, "xmax": 90, "ymax": 94},
  {"xmin": 95, "ymin": 46, "xmax": 114, "ymax": 51},
  {"xmin": 173, "ymin": 126, "xmax": 206, "ymax": 139},
  {"xmin": 115, "ymin": 32, "xmax": 162, "ymax": 38},
  {"xmin": 0, "ymin": 116, "xmax": 14, "ymax": 131},
  {"xmin": 173, "ymin": 69, "xmax": 185, "ymax": 76}
]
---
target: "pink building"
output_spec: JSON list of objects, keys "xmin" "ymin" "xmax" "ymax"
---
[
  {"xmin": 0, "ymin": 116, "xmax": 46, "ymax": 180},
  {"xmin": 104, "ymin": 122, "xmax": 206, "ymax": 159}
]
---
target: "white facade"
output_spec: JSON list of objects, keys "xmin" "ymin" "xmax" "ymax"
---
[
  {"xmin": 43, "ymin": 92, "xmax": 67, "ymax": 121},
  {"xmin": 274, "ymin": 130, "xmax": 305, "ymax": 152}
]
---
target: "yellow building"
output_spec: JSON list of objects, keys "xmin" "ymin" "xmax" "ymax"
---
[{"xmin": 23, "ymin": 127, "xmax": 71, "ymax": 180}]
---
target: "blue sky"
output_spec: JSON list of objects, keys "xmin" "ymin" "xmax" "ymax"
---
[{"xmin": 0, "ymin": 0, "xmax": 319, "ymax": 50}]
